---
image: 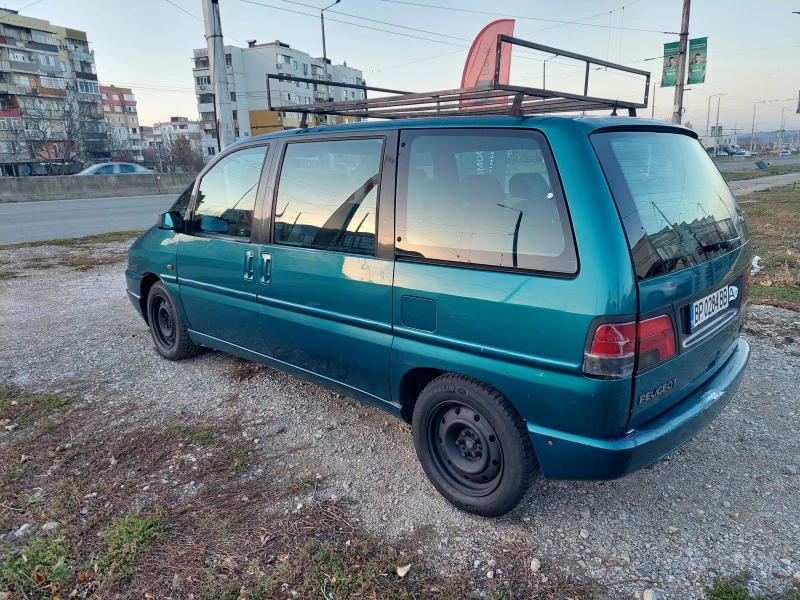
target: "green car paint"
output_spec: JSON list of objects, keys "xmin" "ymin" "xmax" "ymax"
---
[{"xmin": 126, "ymin": 115, "xmax": 750, "ymax": 482}]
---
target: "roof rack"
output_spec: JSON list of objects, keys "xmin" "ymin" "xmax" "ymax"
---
[{"xmin": 267, "ymin": 35, "xmax": 651, "ymax": 120}]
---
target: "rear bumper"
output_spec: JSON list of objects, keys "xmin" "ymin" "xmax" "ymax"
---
[
  {"xmin": 125, "ymin": 268, "xmax": 146, "ymax": 321},
  {"xmin": 529, "ymin": 337, "xmax": 750, "ymax": 480}
]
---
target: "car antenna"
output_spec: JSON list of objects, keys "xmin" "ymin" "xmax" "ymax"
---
[{"xmin": 611, "ymin": 98, "xmax": 619, "ymax": 116}]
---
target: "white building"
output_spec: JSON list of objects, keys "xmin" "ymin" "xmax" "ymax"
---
[{"xmin": 192, "ymin": 40, "xmax": 365, "ymax": 161}]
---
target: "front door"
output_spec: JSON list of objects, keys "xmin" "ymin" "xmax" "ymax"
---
[
  {"xmin": 177, "ymin": 143, "xmax": 270, "ymax": 351},
  {"xmin": 257, "ymin": 135, "xmax": 395, "ymax": 404}
]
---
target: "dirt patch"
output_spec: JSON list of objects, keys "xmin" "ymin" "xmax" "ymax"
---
[{"xmin": 0, "ymin": 387, "xmax": 599, "ymax": 599}]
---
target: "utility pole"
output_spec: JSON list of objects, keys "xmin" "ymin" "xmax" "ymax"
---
[
  {"xmin": 202, "ymin": 0, "xmax": 235, "ymax": 150},
  {"xmin": 320, "ymin": 0, "xmax": 341, "ymax": 114},
  {"xmin": 713, "ymin": 95, "xmax": 721, "ymax": 156},
  {"xmin": 651, "ymin": 80, "xmax": 656, "ymax": 119},
  {"xmin": 672, "ymin": 0, "xmax": 691, "ymax": 124}
]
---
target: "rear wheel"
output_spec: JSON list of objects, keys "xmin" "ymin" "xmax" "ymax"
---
[
  {"xmin": 146, "ymin": 281, "xmax": 199, "ymax": 361},
  {"xmin": 412, "ymin": 374, "xmax": 539, "ymax": 517}
]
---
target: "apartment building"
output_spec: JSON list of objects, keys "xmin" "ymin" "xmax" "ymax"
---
[
  {"xmin": 0, "ymin": 8, "xmax": 103, "ymax": 175},
  {"xmin": 100, "ymin": 85, "xmax": 142, "ymax": 162},
  {"xmin": 192, "ymin": 40, "xmax": 364, "ymax": 161}
]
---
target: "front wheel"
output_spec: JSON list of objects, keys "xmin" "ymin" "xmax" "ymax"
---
[
  {"xmin": 146, "ymin": 281, "xmax": 199, "ymax": 361},
  {"xmin": 412, "ymin": 374, "xmax": 539, "ymax": 517}
]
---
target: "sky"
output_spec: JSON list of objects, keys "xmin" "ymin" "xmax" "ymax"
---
[{"xmin": 11, "ymin": 0, "xmax": 800, "ymax": 136}]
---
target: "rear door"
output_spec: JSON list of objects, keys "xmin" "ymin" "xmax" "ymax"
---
[
  {"xmin": 592, "ymin": 129, "xmax": 751, "ymax": 428},
  {"xmin": 176, "ymin": 143, "xmax": 270, "ymax": 351},
  {"xmin": 256, "ymin": 132, "xmax": 397, "ymax": 405}
]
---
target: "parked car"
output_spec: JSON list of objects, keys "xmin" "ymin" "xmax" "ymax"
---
[
  {"xmin": 126, "ymin": 117, "xmax": 751, "ymax": 517},
  {"xmin": 733, "ymin": 150, "xmax": 751, "ymax": 157},
  {"xmin": 777, "ymin": 150, "xmax": 791, "ymax": 157},
  {"xmin": 76, "ymin": 162, "xmax": 152, "ymax": 175}
]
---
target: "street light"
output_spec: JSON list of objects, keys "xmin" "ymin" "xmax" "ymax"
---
[
  {"xmin": 320, "ymin": 0, "xmax": 341, "ymax": 114},
  {"xmin": 706, "ymin": 93, "xmax": 724, "ymax": 137}
]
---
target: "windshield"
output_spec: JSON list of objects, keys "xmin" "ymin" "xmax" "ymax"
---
[{"xmin": 592, "ymin": 130, "xmax": 747, "ymax": 280}]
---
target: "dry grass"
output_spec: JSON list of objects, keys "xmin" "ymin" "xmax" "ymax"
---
[
  {"xmin": 0, "ymin": 230, "xmax": 144, "ymax": 251},
  {"xmin": 1, "ymin": 385, "xmax": 601, "ymax": 600},
  {"xmin": 739, "ymin": 185, "xmax": 800, "ymax": 310},
  {"xmin": 723, "ymin": 163, "xmax": 800, "ymax": 182}
]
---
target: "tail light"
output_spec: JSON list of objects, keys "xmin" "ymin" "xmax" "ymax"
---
[{"xmin": 583, "ymin": 315, "xmax": 677, "ymax": 379}]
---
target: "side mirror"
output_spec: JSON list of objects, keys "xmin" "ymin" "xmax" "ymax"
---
[
  {"xmin": 156, "ymin": 211, "xmax": 183, "ymax": 231},
  {"xmin": 199, "ymin": 215, "xmax": 230, "ymax": 234}
]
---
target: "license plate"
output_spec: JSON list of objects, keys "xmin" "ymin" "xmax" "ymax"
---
[{"xmin": 689, "ymin": 285, "xmax": 738, "ymax": 331}]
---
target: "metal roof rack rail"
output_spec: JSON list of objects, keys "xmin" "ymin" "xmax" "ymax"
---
[{"xmin": 267, "ymin": 35, "xmax": 650, "ymax": 120}]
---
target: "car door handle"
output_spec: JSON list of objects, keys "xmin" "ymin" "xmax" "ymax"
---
[
  {"xmin": 244, "ymin": 249, "xmax": 255, "ymax": 281},
  {"xmin": 260, "ymin": 251, "xmax": 271, "ymax": 285}
]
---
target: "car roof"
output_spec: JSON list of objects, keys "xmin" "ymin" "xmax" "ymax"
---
[{"xmin": 239, "ymin": 115, "xmax": 694, "ymax": 146}]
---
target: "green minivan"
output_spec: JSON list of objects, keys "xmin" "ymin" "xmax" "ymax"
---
[{"xmin": 126, "ymin": 116, "xmax": 750, "ymax": 517}]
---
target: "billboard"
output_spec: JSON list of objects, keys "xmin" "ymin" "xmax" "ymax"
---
[
  {"xmin": 687, "ymin": 37, "xmax": 708, "ymax": 84},
  {"xmin": 661, "ymin": 42, "xmax": 680, "ymax": 87},
  {"xmin": 461, "ymin": 19, "xmax": 515, "ymax": 88}
]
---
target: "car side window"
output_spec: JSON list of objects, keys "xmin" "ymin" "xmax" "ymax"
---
[
  {"xmin": 191, "ymin": 145, "xmax": 268, "ymax": 239},
  {"xmin": 396, "ymin": 129, "xmax": 577, "ymax": 274},
  {"xmin": 119, "ymin": 164, "xmax": 136, "ymax": 174},
  {"xmin": 170, "ymin": 180, "xmax": 195, "ymax": 217},
  {"xmin": 273, "ymin": 138, "xmax": 384, "ymax": 256},
  {"xmin": 96, "ymin": 165, "xmax": 114, "ymax": 175}
]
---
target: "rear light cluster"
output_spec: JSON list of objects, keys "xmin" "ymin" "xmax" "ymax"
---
[{"xmin": 583, "ymin": 315, "xmax": 677, "ymax": 379}]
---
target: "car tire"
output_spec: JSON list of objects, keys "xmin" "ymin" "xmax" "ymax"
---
[
  {"xmin": 146, "ymin": 281, "xmax": 200, "ymax": 361},
  {"xmin": 412, "ymin": 373, "xmax": 540, "ymax": 517}
]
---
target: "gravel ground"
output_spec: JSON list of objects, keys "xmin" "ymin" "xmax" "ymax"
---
[
  {"xmin": 726, "ymin": 172, "xmax": 800, "ymax": 195},
  {"xmin": 2, "ymin": 250, "xmax": 800, "ymax": 600}
]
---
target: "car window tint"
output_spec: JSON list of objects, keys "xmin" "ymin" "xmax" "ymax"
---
[
  {"xmin": 397, "ymin": 130, "xmax": 577, "ymax": 274},
  {"xmin": 274, "ymin": 138, "xmax": 383, "ymax": 256},
  {"xmin": 192, "ymin": 145, "xmax": 268, "ymax": 239},
  {"xmin": 96, "ymin": 165, "xmax": 114, "ymax": 175},
  {"xmin": 119, "ymin": 164, "xmax": 136, "ymax": 174}
]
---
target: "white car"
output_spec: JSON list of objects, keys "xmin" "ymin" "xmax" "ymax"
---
[
  {"xmin": 733, "ymin": 150, "xmax": 751, "ymax": 157},
  {"xmin": 76, "ymin": 162, "xmax": 153, "ymax": 175}
]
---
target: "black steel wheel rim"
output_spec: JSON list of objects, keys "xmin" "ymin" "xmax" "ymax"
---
[
  {"xmin": 426, "ymin": 401, "xmax": 503, "ymax": 497},
  {"xmin": 151, "ymin": 295, "xmax": 176, "ymax": 349}
]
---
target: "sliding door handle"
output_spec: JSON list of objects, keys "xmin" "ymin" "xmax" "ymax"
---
[
  {"xmin": 260, "ymin": 251, "xmax": 272, "ymax": 285},
  {"xmin": 243, "ymin": 249, "xmax": 255, "ymax": 281}
]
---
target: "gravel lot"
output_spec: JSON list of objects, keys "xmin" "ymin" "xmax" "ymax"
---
[{"xmin": 2, "ymin": 245, "xmax": 800, "ymax": 599}]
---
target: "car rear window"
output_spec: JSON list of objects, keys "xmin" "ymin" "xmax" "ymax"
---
[{"xmin": 592, "ymin": 130, "xmax": 747, "ymax": 280}]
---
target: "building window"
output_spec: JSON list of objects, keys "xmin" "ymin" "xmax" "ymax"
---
[
  {"xmin": 207, "ymin": 147, "xmax": 215, "ymax": 156},
  {"xmin": 230, "ymin": 91, "xmax": 236, "ymax": 102},
  {"xmin": 77, "ymin": 80, "xmax": 99, "ymax": 94},
  {"xmin": 303, "ymin": 63, "xmax": 308, "ymax": 75},
  {"xmin": 101, "ymin": 93, "xmax": 108, "ymax": 99},
  {"xmin": 123, "ymin": 94, "xmax": 135, "ymax": 101},
  {"xmin": 232, "ymin": 110, "xmax": 237, "ymax": 119},
  {"xmin": 37, "ymin": 54, "xmax": 56, "ymax": 67},
  {"xmin": 118, "ymin": 117, "xmax": 123, "ymax": 123},
  {"xmin": 112, "ymin": 94, "xmax": 119, "ymax": 100},
  {"xmin": 131, "ymin": 128, "xmax": 137, "ymax": 134},
  {"xmin": 103, "ymin": 105, "xmax": 110, "ymax": 112},
  {"xmin": 13, "ymin": 75, "xmax": 31, "ymax": 87},
  {"xmin": 196, "ymin": 76, "xmax": 211, "ymax": 86},
  {"xmin": 114, "ymin": 106, "xmax": 122, "ymax": 112},
  {"xmin": 198, "ymin": 93, "xmax": 214, "ymax": 104},
  {"xmin": 200, "ymin": 112, "xmax": 215, "ymax": 121},
  {"xmin": 195, "ymin": 59, "xmax": 209, "ymax": 69},
  {"xmin": 225, "ymin": 54, "xmax": 232, "ymax": 67}
]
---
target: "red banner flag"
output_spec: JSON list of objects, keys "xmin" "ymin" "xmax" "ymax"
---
[{"xmin": 461, "ymin": 19, "xmax": 515, "ymax": 89}]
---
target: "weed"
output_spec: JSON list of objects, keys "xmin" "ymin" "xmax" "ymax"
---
[
  {"xmin": 0, "ymin": 535, "xmax": 72, "ymax": 596},
  {"xmin": 231, "ymin": 357, "xmax": 264, "ymax": 380},
  {"xmin": 96, "ymin": 512, "xmax": 166, "ymax": 584},
  {"xmin": 723, "ymin": 163, "xmax": 800, "ymax": 182},
  {"xmin": 163, "ymin": 424, "xmax": 214, "ymax": 444},
  {"xmin": 706, "ymin": 574, "xmax": 800, "ymax": 600},
  {"xmin": 0, "ymin": 269, "xmax": 18, "ymax": 279},
  {"xmin": 58, "ymin": 253, "xmax": 126, "ymax": 271}
]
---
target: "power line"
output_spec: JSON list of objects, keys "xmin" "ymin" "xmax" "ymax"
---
[{"xmin": 376, "ymin": 0, "xmax": 676, "ymax": 34}]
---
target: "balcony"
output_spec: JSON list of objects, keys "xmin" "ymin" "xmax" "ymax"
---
[
  {"xmin": 198, "ymin": 102, "xmax": 215, "ymax": 113},
  {"xmin": 27, "ymin": 41, "xmax": 59, "ymax": 54},
  {"xmin": 0, "ymin": 82, "xmax": 15, "ymax": 93},
  {"xmin": 71, "ymin": 50, "xmax": 94, "ymax": 62},
  {"xmin": 75, "ymin": 71, "xmax": 98, "ymax": 81}
]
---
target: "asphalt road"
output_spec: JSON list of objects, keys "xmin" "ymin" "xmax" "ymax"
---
[
  {"xmin": 715, "ymin": 155, "xmax": 800, "ymax": 171},
  {"xmin": 0, "ymin": 194, "xmax": 177, "ymax": 245}
]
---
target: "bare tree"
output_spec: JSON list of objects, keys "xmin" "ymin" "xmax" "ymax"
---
[
  {"xmin": 18, "ymin": 88, "xmax": 105, "ymax": 174},
  {"xmin": 163, "ymin": 133, "xmax": 204, "ymax": 173}
]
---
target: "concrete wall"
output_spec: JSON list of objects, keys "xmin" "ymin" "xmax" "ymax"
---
[{"xmin": 0, "ymin": 172, "xmax": 198, "ymax": 203}]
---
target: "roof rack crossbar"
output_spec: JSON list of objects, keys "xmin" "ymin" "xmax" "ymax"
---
[{"xmin": 264, "ymin": 36, "xmax": 650, "ymax": 120}]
